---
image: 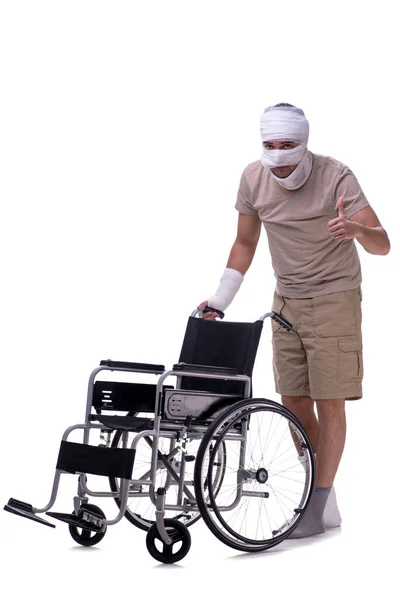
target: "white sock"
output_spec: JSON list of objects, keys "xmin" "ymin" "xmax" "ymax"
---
[
  {"xmin": 324, "ymin": 484, "xmax": 342, "ymax": 528},
  {"xmin": 298, "ymin": 454, "xmax": 342, "ymax": 528}
]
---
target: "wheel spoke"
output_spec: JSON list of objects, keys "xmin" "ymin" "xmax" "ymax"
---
[{"xmin": 195, "ymin": 402, "xmax": 314, "ymax": 549}]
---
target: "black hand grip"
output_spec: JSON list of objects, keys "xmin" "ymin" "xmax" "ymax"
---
[
  {"xmin": 203, "ymin": 306, "xmax": 225, "ymax": 319},
  {"xmin": 271, "ymin": 312, "xmax": 293, "ymax": 331}
]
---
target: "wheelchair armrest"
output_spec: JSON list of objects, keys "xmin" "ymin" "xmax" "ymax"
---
[
  {"xmin": 100, "ymin": 360, "xmax": 165, "ymax": 373},
  {"xmin": 173, "ymin": 362, "xmax": 238, "ymax": 376}
]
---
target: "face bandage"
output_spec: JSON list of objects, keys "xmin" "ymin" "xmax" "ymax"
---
[
  {"xmin": 269, "ymin": 151, "xmax": 313, "ymax": 190},
  {"xmin": 260, "ymin": 105, "xmax": 312, "ymax": 190},
  {"xmin": 261, "ymin": 143, "xmax": 307, "ymax": 168}
]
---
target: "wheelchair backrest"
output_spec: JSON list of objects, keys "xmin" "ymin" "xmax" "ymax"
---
[{"xmin": 177, "ymin": 316, "xmax": 263, "ymax": 395}]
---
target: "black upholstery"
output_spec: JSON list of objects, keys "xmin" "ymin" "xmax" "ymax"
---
[{"xmin": 177, "ymin": 317, "xmax": 263, "ymax": 395}]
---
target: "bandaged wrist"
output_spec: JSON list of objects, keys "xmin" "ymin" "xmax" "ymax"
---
[{"xmin": 207, "ymin": 268, "xmax": 244, "ymax": 312}]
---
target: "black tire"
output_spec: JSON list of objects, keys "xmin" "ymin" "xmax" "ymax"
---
[
  {"xmin": 146, "ymin": 518, "xmax": 191, "ymax": 563},
  {"xmin": 68, "ymin": 504, "xmax": 107, "ymax": 547},
  {"xmin": 194, "ymin": 398, "xmax": 315, "ymax": 552}
]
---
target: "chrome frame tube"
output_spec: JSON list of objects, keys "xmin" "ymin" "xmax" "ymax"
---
[{"xmin": 31, "ymin": 361, "xmax": 251, "ymax": 519}]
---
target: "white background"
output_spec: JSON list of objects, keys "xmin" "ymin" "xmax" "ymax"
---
[{"xmin": 0, "ymin": 1, "xmax": 398, "ymax": 598}]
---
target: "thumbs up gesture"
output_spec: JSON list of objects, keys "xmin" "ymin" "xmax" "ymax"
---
[{"xmin": 328, "ymin": 196, "xmax": 357, "ymax": 240}]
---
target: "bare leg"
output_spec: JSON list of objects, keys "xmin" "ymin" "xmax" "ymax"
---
[
  {"xmin": 282, "ymin": 396, "xmax": 345, "ymax": 537},
  {"xmin": 314, "ymin": 398, "xmax": 346, "ymax": 487},
  {"xmin": 281, "ymin": 395, "xmax": 319, "ymax": 451}
]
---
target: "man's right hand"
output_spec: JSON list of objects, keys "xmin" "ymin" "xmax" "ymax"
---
[{"xmin": 197, "ymin": 301, "xmax": 219, "ymax": 320}]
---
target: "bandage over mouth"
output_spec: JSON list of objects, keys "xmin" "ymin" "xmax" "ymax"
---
[
  {"xmin": 261, "ymin": 143, "xmax": 307, "ymax": 168},
  {"xmin": 260, "ymin": 106, "xmax": 309, "ymax": 169}
]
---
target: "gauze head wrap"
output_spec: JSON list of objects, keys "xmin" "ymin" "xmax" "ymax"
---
[
  {"xmin": 260, "ymin": 105, "xmax": 312, "ymax": 190},
  {"xmin": 260, "ymin": 105, "xmax": 309, "ymax": 144}
]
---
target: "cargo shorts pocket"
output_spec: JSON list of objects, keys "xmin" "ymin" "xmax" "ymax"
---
[{"xmin": 337, "ymin": 339, "xmax": 363, "ymax": 383}]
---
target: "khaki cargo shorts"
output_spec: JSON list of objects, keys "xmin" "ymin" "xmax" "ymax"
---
[{"xmin": 271, "ymin": 287, "xmax": 363, "ymax": 400}]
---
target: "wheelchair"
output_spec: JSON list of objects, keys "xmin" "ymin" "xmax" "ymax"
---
[{"xmin": 4, "ymin": 308, "xmax": 315, "ymax": 563}]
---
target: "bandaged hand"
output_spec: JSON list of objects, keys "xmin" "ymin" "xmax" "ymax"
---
[{"xmin": 197, "ymin": 268, "xmax": 244, "ymax": 319}]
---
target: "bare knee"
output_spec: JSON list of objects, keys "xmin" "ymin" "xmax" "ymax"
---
[
  {"xmin": 282, "ymin": 395, "xmax": 314, "ymax": 419},
  {"xmin": 315, "ymin": 398, "xmax": 345, "ymax": 421}
]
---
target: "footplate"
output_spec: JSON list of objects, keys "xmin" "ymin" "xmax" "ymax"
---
[
  {"xmin": 4, "ymin": 498, "xmax": 55, "ymax": 528},
  {"xmin": 46, "ymin": 508, "xmax": 105, "ymax": 532}
]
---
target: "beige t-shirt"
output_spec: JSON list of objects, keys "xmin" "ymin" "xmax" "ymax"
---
[{"xmin": 235, "ymin": 153, "xmax": 370, "ymax": 298}]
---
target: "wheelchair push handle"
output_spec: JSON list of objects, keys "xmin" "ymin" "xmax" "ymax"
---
[
  {"xmin": 191, "ymin": 306, "xmax": 225, "ymax": 319},
  {"xmin": 191, "ymin": 307, "xmax": 293, "ymax": 331},
  {"xmin": 256, "ymin": 310, "xmax": 292, "ymax": 330}
]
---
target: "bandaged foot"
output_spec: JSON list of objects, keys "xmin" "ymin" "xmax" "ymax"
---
[{"xmin": 289, "ymin": 486, "xmax": 330, "ymax": 539}]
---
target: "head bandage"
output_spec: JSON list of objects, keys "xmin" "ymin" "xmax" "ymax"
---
[
  {"xmin": 259, "ymin": 105, "xmax": 312, "ymax": 190},
  {"xmin": 260, "ymin": 105, "xmax": 309, "ymax": 143}
]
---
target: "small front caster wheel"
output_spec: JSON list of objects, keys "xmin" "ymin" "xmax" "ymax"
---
[
  {"xmin": 146, "ymin": 518, "xmax": 191, "ymax": 563},
  {"xmin": 69, "ymin": 504, "xmax": 107, "ymax": 547}
]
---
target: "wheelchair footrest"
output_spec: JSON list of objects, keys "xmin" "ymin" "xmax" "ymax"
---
[
  {"xmin": 46, "ymin": 510, "xmax": 103, "ymax": 532},
  {"xmin": 56, "ymin": 441, "xmax": 136, "ymax": 479},
  {"xmin": 3, "ymin": 498, "xmax": 56, "ymax": 528}
]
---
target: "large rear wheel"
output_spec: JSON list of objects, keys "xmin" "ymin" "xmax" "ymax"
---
[{"xmin": 194, "ymin": 399, "xmax": 315, "ymax": 552}]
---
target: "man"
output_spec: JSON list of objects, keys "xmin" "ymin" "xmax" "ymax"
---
[{"xmin": 197, "ymin": 103, "xmax": 390, "ymax": 538}]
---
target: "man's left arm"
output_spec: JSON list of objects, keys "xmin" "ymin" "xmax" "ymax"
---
[
  {"xmin": 350, "ymin": 205, "xmax": 390, "ymax": 255},
  {"xmin": 328, "ymin": 197, "xmax": 391, "ymax": 255}
]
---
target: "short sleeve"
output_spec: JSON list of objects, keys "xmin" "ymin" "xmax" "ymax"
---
[
  {"xmin": 333, "ymin": 167, "xmax": 370, "ymax": 217},
  {"xmin": 235, "ymin": 168, "xmax": 258, "ymax": 215}
]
